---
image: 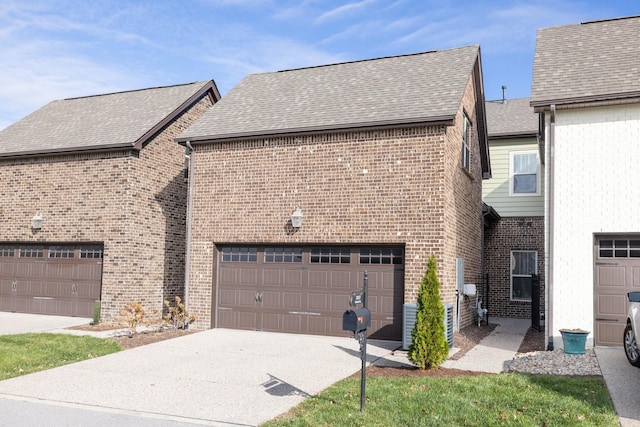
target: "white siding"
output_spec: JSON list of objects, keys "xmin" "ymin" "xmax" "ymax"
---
[
  {"xmin": 551, "ymin": 103, "xmax": 640, "ymax": 348},
  {"xmin": 482, "ymin": 137, "xmax": 544, "ymax": 216}
]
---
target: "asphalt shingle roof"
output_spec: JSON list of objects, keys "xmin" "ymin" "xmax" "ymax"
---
[
  {"xmin": 531, "ymin": 15, "xmax": 640, "ymax": 107},
  {"xmin": 485, "ymin": 98, "xmax": 537, "ymax": 137},
  {"xmin": 178, "ymin": 46, "xmax": 481, "ymax": 142},
  {"xmin": 0, "ymin": 81, "xmax": 214, "ymax": 157}
]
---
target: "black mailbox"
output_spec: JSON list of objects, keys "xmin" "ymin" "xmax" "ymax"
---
[{"xmin": 342, "ymin": 308, "xmax": 371, "ymax": 332}]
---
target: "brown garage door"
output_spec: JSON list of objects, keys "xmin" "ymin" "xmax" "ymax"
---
[
  {"xmin": 216, "ymin": 246, "xmax": 404, "ymax": 340},
  {"xmin": 0, "ymin": 244, "xmax": 103, "ymax": 317},
  {"xmin": 594, "ymin": 236, "xmax": 640, "ymax": 346}
]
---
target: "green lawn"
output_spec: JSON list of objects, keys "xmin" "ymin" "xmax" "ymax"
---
[
  {"xmin": 0, "ymin": 333, "xmax": 122, "ymax": 381},
  {"xmin": 263, "ymin": 373, "xmax": 618, "ymax": 426}
]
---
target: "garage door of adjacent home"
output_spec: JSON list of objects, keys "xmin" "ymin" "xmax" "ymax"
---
[
  {"xmin": 594, "ymin": 236, "xmax": 640, "ymax": 346},
  {"xmin": 216, "ymin": 246, "xmax": 404, "ymax": 340},
  {"xmin": 0, "ymin": 244, "xmax": 103, "ymax": 317}
]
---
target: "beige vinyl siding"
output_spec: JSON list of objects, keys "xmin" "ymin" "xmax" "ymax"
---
[{"xmin": 482, "ymin": 137, "xmax": 544, "ymax": 216}]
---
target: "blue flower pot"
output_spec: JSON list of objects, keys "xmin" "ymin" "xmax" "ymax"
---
[{"xmin": 560, "ymin": 329, "xmax": 589, "ymax": 354}]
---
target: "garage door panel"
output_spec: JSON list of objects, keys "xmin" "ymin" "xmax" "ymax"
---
[
  {"xmin": 261, "ymin": 313, "xmax": 281, "ymax": 331},
  {"xmin": 307, "ymin": 316, "xmax": 328, "ymax": 335},
  {"xmin": 239, "ymin": 269, "xmax": 258, "ymax": 286},
  {"xmin": 262, "ymin": 291, "xmax": 281, "ymax": 308},
  {"xmin": 597, "ymin": 322, "xmax": 621, "ymax": 347},
  {"xmin": 282, "ymin": 292, "xmax": 302, "ymax": 310},
  {"xmin": 263, "ymin": 270, "xmax": 281, "ymax": 286},
  {"xmin": 283, "ymin": 270, "xmax": 303, "ymax": 287},
  {"xmin": 16, "ymin": 262, "xmax": 45, "ymax": 278},
  {"xmin": 219, "ymin": 267, "xmax": 238, "ymax": 284},
  {"xmin": 633, "ymin": 267, "xmax": 640, "ymax": 287},
  {"xmin": 77, "ymin": 283, "xmax": 100, "ymax": 299},
  {"xmin": 308, "ymin": 293, "xmax": 328, "ymax": 311},
  {"xmin": 238, "ymin": 290, "xmax": 259, "ymax": 306},
  {"xmin": 237, "ymin": 312, "xmax": 258, "ymax": 329},
  {"xmin": 282, "ymin": 314, "xmax": 303, "ymax": 333},
  {"xmin": 0, "ymin": 262, "xmax": 16, "ymax": 276},
  {"xmin": 46, "ymin": 263, "xmax": 75, "ymax": 280},
  {"xmin": 596, "ymin": 294, "xmax": 627, "ymax": 317},
  {"xmin": 330, "ymin": 271, "xmax": 352, "ymax": 289},
  {"xmin": 597, "ymin": 266, "xmax": 626, "ymax": 287},
  {"xmin": 76, "ymin": 264, "xmax": 102, "ymax": 281},
  {"xmin": 308, "ymin": 271, "xmax": 328, "ymax": 288},
  {"xmin": 219, "ymin": 289, "xmax": 238, "ymax": 306}
]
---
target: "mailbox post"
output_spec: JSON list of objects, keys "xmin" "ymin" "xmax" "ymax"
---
[{"xmin": 342, "ymin": 271, "xmax": 369, "ymax": 412}]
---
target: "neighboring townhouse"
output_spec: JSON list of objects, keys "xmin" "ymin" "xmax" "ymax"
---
[
  {"xmin": 483, "ymin": 98, "xmax": 545, "ymax": 321},
  {"xmin": 0, "ymin": 81, "xmax": 220, "ymax": 321},
  {"xmin": 531, "ymin": 15, "xmax": 640, "ymax": 349},
  {"xmin": 177, "ymin": 46, "xmax": 491, "ymax": 340}
]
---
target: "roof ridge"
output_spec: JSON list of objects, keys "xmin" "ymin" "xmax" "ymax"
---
[
  {"xmin": 580, "ymin": 15, "xmax": 640, "ymax": 25},
  {"xmin": 63, "ymin": 80, "xmax": 206, "ymax": 101},
  {"xmin": 276, "ymin": 45, "xmax": 479, "ymax": 74}
]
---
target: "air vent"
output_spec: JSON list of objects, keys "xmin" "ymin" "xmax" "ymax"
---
[{"xmin": 403, "ymin": 303, "xmax": 454, "ymax": 350}]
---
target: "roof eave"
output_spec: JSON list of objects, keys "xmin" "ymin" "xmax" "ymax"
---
[
  {"xmin": 531, "ymin": 91, "xmax": 640, "ymax": 111},
  {"xmin": 177, "ymin": 115, "xmax": 456, "ymax": 144},
  {"xmin": 488, "ymin": 131, "xmax": 538, "ymax": 139},
  {"xmin": 0, "ymin": 143, "xmax": 137, "ymax": 159}
]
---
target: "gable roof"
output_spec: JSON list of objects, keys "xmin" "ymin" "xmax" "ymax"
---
[
  {"xmin": 531, "ymin": 15, "xmax": 640, "ymax": 109},
  {"xmin": 178, "ymin": 46, "xmax": 483, "ymax": 143},
  {"xmin": 486, "ymin": 98, "xmax": 537, "ymax": 138},
  {"xmin": 0, "ymin": 80, "xmax": 220, "ymax": 158}
]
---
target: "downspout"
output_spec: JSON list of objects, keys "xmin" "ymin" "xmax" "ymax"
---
[
  {"xmin": 546, "ymin": 105, "xmax": 556, "ymax": 350},
  {"xmin": 184, "ymin": 141, "xmax": 195, "ymax": 312}
]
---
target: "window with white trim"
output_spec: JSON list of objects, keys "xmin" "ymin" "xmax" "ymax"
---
[
  {"xmin": 461, "ymin": 113, "xmax": 471, "ymax": 172},
  {"xmin": 509, "ymin": 151, "xmax": 540, "ymax": 196},
  {"xmin": 511, "ymin": 250, "xmax": 537, "ymax": 301}
]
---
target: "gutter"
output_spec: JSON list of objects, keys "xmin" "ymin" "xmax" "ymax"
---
[
  {"xmin": 184, "ymin": 141, "xmax": 195, "ymax": 311},
  {"xmin": 546, "ymin": 104, "xmax": 556, "ymax": 350}
]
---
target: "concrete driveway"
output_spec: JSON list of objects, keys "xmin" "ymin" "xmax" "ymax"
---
[
  {"xmin": 596, "ymin": 347, "xmax": 640, "ymax": 427},
  {"xmin": 0, "ymin": 312, "xmax": 91, "ymax": 334},
  {"xmin": 0, "ymin": 326, "xmax": 399, "ymax": 426}
]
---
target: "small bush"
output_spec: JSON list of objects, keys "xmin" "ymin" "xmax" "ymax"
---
[
  {"xmin": 163, "ymin": 296, "xmax": 196, "ymax": 329},
  {"xmin": 92, "ymin": 301, "xmax": 101, "ymax": 325},
  {"xmin": 408, "ymin": 255, "xmax": 449, "ymax": 369},
  {"xmin": 117, "ymin": 301, "xmax": 149, "ymax": 336}
]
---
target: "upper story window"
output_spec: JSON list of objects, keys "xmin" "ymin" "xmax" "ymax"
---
[
  {"xmin": 509, "ymin": 151, "xmax": 540, "ymax": 196},
  {"xmin": 461, "ymin": 113, "xmax": 471, "ymax": 172}
]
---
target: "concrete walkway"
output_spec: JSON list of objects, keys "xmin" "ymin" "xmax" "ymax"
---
[{"xmin": 442, "ymin": 317, "xmax": 530, "ymax": 373}]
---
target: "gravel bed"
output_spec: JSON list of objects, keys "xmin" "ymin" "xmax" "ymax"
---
[{"xmin": 507, "ymin": 349, "xmax": 601, "ymax": 376}]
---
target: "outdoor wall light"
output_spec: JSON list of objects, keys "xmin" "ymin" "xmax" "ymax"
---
[
  {"xmin": 290, "ymin": 206, "xmax": 303, "ymax": 228},
  {"xmin": 31, "ymin": 212, "xmax": 43, "ymax": 230}
]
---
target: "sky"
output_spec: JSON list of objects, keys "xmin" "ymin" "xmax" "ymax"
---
[{"xmin": 1, "ymin": 0, "xmax": 638, "ymax": 130}]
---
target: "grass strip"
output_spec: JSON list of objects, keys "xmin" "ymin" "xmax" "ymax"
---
[
  {"xmin": 263, "ymin": 373, "xmax": 617, "ymax": 426},
  {"xmin": 0, "ymin": 333, "xmax": 122, "ymax": 380}
]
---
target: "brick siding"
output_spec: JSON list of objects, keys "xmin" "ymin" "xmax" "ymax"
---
[
  {"xmin": 483, "ymin": 216, "xmax": 545, "ymax": 318},
  {"xmin": 0, "ymin": 95, "xmax": 213, "ymax": 322}
]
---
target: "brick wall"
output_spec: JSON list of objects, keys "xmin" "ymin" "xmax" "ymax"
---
[
  {"xmin": 0, "ymin": 95, "xmax": 213, "ymax": 321},
  {"xmin": 187, "ymin": 74, "xmax": 485, "ymax": 331},
  {"xmin": 483, "ymin": 216, "xmax": 545, "ymax": 318}
]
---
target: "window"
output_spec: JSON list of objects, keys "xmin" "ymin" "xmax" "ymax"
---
[
  {"xmin": 80, "ymin": 246, "xmax": 103, "ymax": 259},
  {"xmin": 49, "ymin": 246, "xmax": 75, "ymax": 258},
  {"xmin": 19, "ymin": 246, "xmax": 44, "ymax": 258},
  {"xmin": 510, "ymin": 151, "xmax": 540, "ymax": 196},
  {"xmin": 264, "ymin": 247, "xmax": 302, "ymax": 263},
  {"xmin": 221, "ymin": 247, "xmax": 257, "ymax": 262},
  {"xmin": 461, "ymin": 113, "xmax": 471, "ymax": 172},
  {"xmin": 511, "ymin": 250, "xmax": 537, "ymax": 301},
  {"xmin": 599, "ymin": 239, "xmax": 640, "ymax": 258},
  {"xmin": 359, "ymin": 248, "xmax": 403, "ymax": 265},
  {"xmin": 310, "ymin": 248, "xmax": 350, "ymax": 264},
  {"xmin": 0, "ymin": 245, "xmax": 15, "ymax": 257}
]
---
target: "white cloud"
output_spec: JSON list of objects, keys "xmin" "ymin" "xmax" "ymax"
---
[{"xmin": 315, "ymin": 0, "xmax": 378, "ymax": 24}]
